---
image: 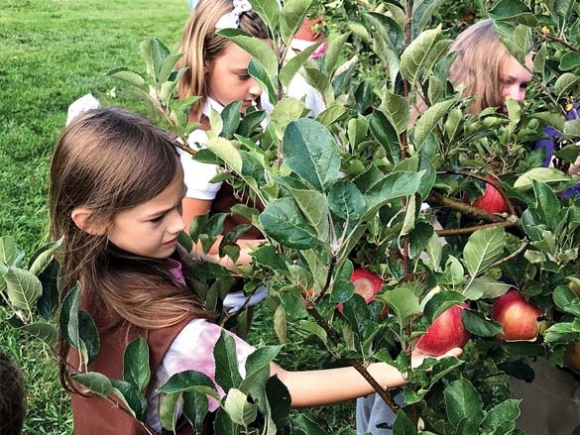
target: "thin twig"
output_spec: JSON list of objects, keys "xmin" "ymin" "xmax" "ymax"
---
[
  {"xmin": 435, "ymin": 220, "xmax": 518, "ymax": 237},
  {"xmin": 488, "ymin": 240, "xmax": 529, "ymax": 268},
  {"xmin": 305, "ymin": 305, "xmax": 400, "ymax": 412}
]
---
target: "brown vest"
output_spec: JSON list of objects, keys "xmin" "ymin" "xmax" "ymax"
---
[{"xmin": 70, "ymin": 315, "xmax": 210, "ymax": 435}]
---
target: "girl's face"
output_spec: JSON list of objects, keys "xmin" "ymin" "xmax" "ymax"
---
[
  {"xmin": 205, "ymin": 42, "xmax": 263, "ymax": 112},
  {"xmin": 499, "ymin": 52, "xmax": 534, "ymax": 108},
  {"xmin": 107, "ymin": 165, "xmax": 186, "ymax": 259}
]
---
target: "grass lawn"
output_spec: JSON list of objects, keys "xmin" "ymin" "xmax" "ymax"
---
[{"xmin": 0, "ymin": 0, "xmax": 356, "ymax": 432}]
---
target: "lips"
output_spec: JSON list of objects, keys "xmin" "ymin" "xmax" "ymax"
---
[{"xmin": 163, "ymin": 237, "xmax": 178, "ymax": 246}]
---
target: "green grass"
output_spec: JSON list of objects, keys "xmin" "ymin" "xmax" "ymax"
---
[{"xmin": 0, "ymin": 1, "xmax": 357, "ymax": 432}]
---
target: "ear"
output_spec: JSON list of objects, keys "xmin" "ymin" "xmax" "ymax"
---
[{"xmin": 71, "ymin": 207, "xmax": 107, "ymax": 236}]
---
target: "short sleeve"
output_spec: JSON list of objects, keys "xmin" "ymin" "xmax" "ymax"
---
[
  {"xmin": 179, "ymin": 129, "xmax": 223, "ymax": 200},
  {"xmin": 146, "ymin": 319, "xmax": 256, "ymax": 431}
]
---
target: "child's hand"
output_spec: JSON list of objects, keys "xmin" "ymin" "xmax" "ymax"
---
[{"xmin": 410, "ymin": 346, "xmax": 463, "ymax": 369}]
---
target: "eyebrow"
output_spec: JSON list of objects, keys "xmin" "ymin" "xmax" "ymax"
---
[{"xmin": 143, "ymin": 185, "xmax": 187, "ymax": 219}]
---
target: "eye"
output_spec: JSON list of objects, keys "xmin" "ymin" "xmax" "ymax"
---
[
  {"xmin": 149, "ymin": 214, "xmax": 165, "ymax": 223},
  {"xmin": 238, "ymin": 73, "xmax": 251, "ymax": 81}
]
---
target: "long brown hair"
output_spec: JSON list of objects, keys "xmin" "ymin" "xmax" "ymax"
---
[
  {"xmin": 177, "ymin": 0, "xmax": 269, "ymax": 120},
  {"xmin": 448, "ymin": 19, "xmax": 513, "ymax": 115},
  {"xmin": 49, "ymin": 108, "xmax": 210, "ymax": 388}
]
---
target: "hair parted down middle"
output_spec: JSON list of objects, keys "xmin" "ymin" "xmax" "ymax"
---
[
  {"xmin": 50, "ymin": 107, "xmax": 210, "ymax": 327},
  {"xmin": 176, "ymin": 0, "xmax": 269, "ymax": 120},
  {"xmin": 448, "ymin": 18, "xmax": 514, "ymax": 115}
]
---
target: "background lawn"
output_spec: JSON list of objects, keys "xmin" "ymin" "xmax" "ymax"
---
[{"xmin": 0, "ymin": 0, "xmax": 355, "ymax": 432}]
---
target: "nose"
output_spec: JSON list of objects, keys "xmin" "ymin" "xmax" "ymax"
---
[
  {"xmin": 248, "ymin": 78, "xmax": 262, "ymax": 98},
  {"xmin": 169, "ymin": 209, "xmax": 186, "ymax": 234},
  {"xmin": 505, "ymin": 85, "xmax": 525, "ymax": 104}
]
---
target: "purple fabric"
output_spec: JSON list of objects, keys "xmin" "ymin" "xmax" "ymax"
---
[{"xmin": 534, "ymin": 105, "xmax": 580, "ymax": 197}]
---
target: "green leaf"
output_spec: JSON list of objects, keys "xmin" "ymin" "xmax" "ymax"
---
[
  {"xmin": 481, "ymin": 399, "xmax": 521, "ymax": 432},
  {"xmin": 364, "ymin": 171, "xmax": 423, "ymax": 217},
  {"xmin": 553, "ymin": 285, "xmax": 580, "ymax": 318},
  {"xmin": 292, "ymin": 413, "xmax": 329, "ymax": 435},
  {"xmin": 564, "ymin": 119, "xmax": 580, "ymax": 138},
  {"xmin": 28, "ymin": 238, "xmax": 62, "ymax": 276},
  {"xmin": 111, "ymin": 379, "xmax": 149, "ymax": 421},
  {"xmin": 159, "ymin": 392, "xmax": 181, "ymax": 432},
  {"xmin": 224, "ymin": 388, "xmax": 258, "ymax": 426},
  {"xmin": 462, "ymin": 309, "xmax": 502, "ymax": 337},
  {"xmin": 139, "ymin": 37, "xmax": 171, "ymax": 81},
  {"xmin": 245, "ymin": 346, "xmax": 282, "ymax": 379},
  {"xmin": 400, "ymin": 26, "xmax": 442, "ymax": 86},
  {"xmin": 393, "ymin": 409, "xmax": 417, "ymax": 435},
  {"xmin": 532, "ymin": 180, "xmax": 561, "ymax": 228},
  {"xmin": 289, "ymin": 188, "xmax": 331, "ymax": 241},
  {"xmin": 0, "ymin": 236, "xmax": 23, "ymax": 266},
  {"xmin": 159, "ymin": 370, "xmax": 220, "ymax": 399},
  {"xmin": 555, "ymin": 73, "xmax": 580, "ymax": 97},
  {"xmin": 123, "ymin": 337, "xmax": 150, "ymax": 392},
  {"xmin": 444, "ymin": 378, "xmax": 485, "ymax": 428},
  {"xmin": 381, "ymin": 287, "xmax": 421, "ymax": 327},
  {"xmin": 347, "ymin": 116, "xmax": 369, "ymax": 148},
  {"xmin": 182, "ymin": 391, "xmax": 210, "ymax": 434},
  {"xmin": 270, "ymin": 97, "xmax": 306, "ymax": 140},
  {"xmin": 260, "ymin": 197, "xmax": 319, "ymax": 249},
  {"xmin": 413, "ymin": 100, "xmax": 455, "ymax": 149},
  {"xmin": 559, "ymin": 52, "xmax": 580, "ymax": 72},
  {"xmin": 380, "ymin": 91, "xmax": 410, "ymax": 134},
  {"xmin": 249, "ymin": 58, "xmax": 278, "ymax": 106},
  {"xmin": 422, "ymin": 291, "xmax": 465, "ymax": 323},
  {"xmin": 513, "ymin": 167, "xmax": 570, "ymax": 190},
  {"xmin": 369, "ymin": 109, "xmax": 401, "ymax": 164},
  {"xmin": 279, "ymin": 41, "xmax": 322, "ymax": 88},
  {"xmin": 324, "ymin": 33, "xmax": 350, "ymax": 74},
  {"xmin": 78, "ymin": 310, "xmax": 100, "ymax": 364},
  {"xmin": 489, "ymin": 0, "xmax": 536, "ymax": 25},
  {"xmin": 266, "ymin": 375, "xmax": 291, "ymax": 433},
  {"xmin": 21, "ymin": 322, "xmax": 58, "ymax": 347},
  {"xmin": 327, "ymin": 180, "xmax": 367, "ymax": 222},
  {"xmin": 3, "ymin": 266, "xmax": 42, "ymax": 315},
  {"xmin": 72, "ymin": 372, "xmax": 112, "ymax": 397},
  {"xmin": 412, "ymin": 0, "xmax": 445, "ymax": 37},
  {"xmin": 107, "ymin": 67, "xmax": 147, "ymax": 91},
  {"xmin": 463, "ymin": 277, "xmax": 512, "ymax": 300},
  {"xmin": 214, "ymin": 331, "xmax": 243, "ymax": 392},
  {"xmin": 463, "ymin": 227, "xmax": 506, "ymax": 279},
  {"xmin": 283, "ymin": 119, "xmax": 341, "ymax": 191},
  {"xmin": 206, "ymin": 137, "xmax": 243, "ymax": 173},
  {"xmin": 218, "ymin": 29, "xmax": 277, "ymax": 77},
  {"xmin": 279, "ymin": 0, "xmax": 315, "ymax": 45},
  {"xmin": 220, "ymin": 101, "xmax": 242, "ymax": 140},
  {"xmin": 249, "ymin": 0, "xmax": 280, "ymax": 31}
]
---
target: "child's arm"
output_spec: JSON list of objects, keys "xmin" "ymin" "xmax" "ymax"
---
[
  {"xmin": 269, "ymin": 347, "xmax": 462, "ymax": 408},
  {"xmin": 183, "ymin": 197, "xmax": 266, "ymax": 270}
]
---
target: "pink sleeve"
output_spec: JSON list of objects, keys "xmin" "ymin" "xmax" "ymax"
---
[{"xmin": 162, "ymin": 319, "xmax": 256, "ymax": 412}]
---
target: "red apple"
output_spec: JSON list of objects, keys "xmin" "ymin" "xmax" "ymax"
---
[
  {"xmin": 415, "ymin": 304, "xmax": 470, "ymax": 357},
  {"xmin": 337, "ymin": 268, "xmax": 384, "ymax": 314},
  {"xmin": 472, "ymin": 175, "xmax": 509, "ymax": 214},
  {"xmin": 491, "ymin": 289, "xmax": 542, "ymax": 342}
]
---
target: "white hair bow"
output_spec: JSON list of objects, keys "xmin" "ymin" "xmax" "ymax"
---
[{"xmin": 215, "ymin": 0, "xmax": 252, "ymax": 31}]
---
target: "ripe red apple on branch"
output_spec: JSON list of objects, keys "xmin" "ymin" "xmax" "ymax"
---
[
  {"xmin": 491, "ymin": 289, "xmax": 543, "ymax": 342},
  {"xmin": 472, "ymin": 174, "xmax": 509, "ymax": 214},
  {"xmin": 337, "ymin": 268, "xmax": 384, "ymax": 314},
  {"xmin": 415, "ymin": 304, "xmax": 470, "ymax": 357}
]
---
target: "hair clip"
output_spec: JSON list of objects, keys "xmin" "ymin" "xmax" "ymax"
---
[{"xmin": 215, "ymin": 0, "xmax": 252, "ymax": 31}]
